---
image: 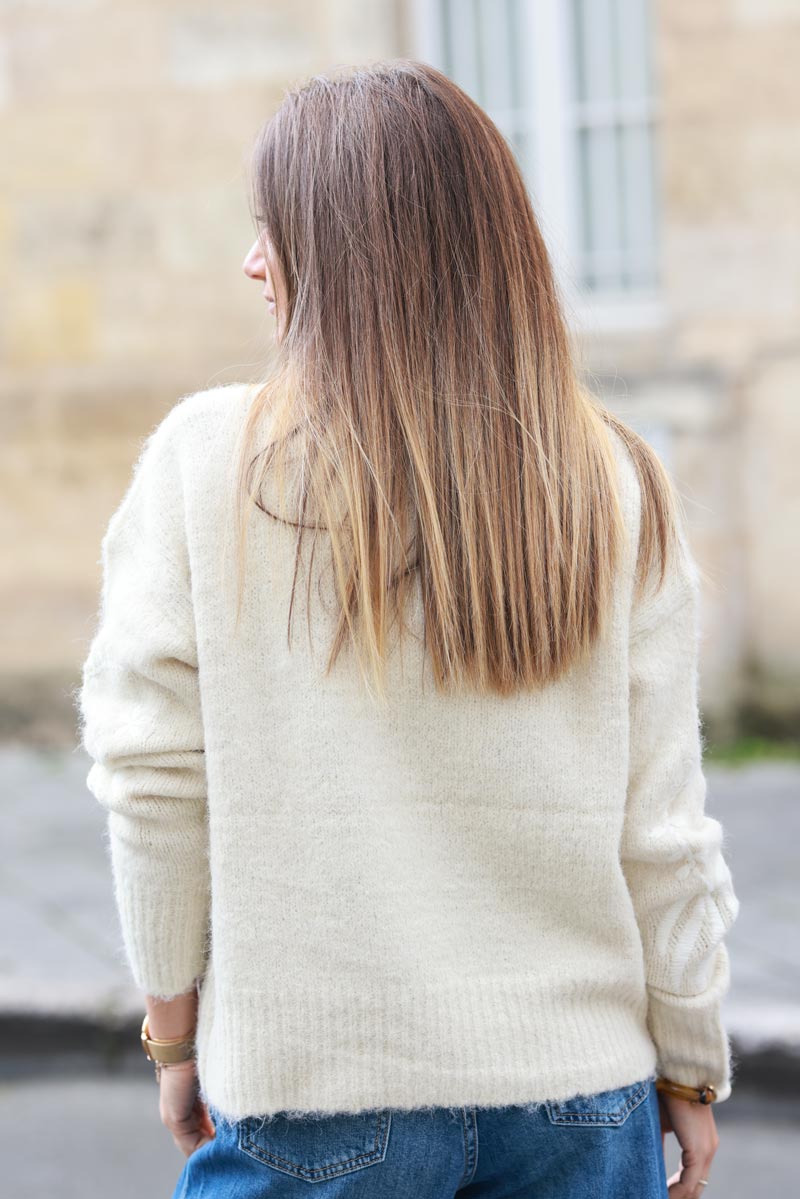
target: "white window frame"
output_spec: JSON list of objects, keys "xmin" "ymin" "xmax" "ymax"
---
[{"xmin": 410, "ymin": 0, "xmax": 666, "ymax": 334}]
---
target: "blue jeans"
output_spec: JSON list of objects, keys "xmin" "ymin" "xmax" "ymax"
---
[{"xmin": 172, "ymin": 1074, "xmax": 668, "ymax": 1197}]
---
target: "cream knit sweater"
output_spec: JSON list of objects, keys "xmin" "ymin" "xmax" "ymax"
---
[{"xmin": 77, "ymin": 382, "xmax": 740, "ymax": 1121}]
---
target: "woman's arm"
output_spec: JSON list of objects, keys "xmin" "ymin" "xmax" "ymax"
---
[
  {"xmin": 77, "ymin": 405, "xmax": 213, "ymax": 1156},
  {"xmin": 77, "ymin": 402, "xmax": 211, "ymax": 1001},
  {"xmin": 622, "ymin": 518, "xmax": 739, "ymax": 1196},
  {"xmin": 145, "ymin": 988, "xmax": 198, "ymax": 1040},
  {"xmin": 145, "ymin": 986, "xmax": 215, "ymax": 1158},
  {"xmin": 621, "ymin": 533, "xmax": 740, "ymax": 1101}
]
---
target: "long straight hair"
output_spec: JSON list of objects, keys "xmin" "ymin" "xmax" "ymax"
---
[{"xmin": 233, "ymin": 59, "xmax": 681, "ymax": 700}]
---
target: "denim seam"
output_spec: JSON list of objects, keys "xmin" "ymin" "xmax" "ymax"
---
[
  {"xmin": 458, "ymin": 1106, "xmax": 479, "ymax": 1187},
  {"xmin": 545, "ymin": 1078, "xmax": 651, "ymax": 1127},
  {"xmin": 237, "ymin": 1110, "xmax": 392, "ymax": 1181}
]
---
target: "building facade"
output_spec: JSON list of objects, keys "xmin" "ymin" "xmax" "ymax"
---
[{"xmin": 1, "ymin": 0, "xmax": 797, "ymax": 741}]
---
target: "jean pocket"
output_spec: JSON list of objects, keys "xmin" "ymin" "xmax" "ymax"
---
[
  {"xmin": 237, "ymin": 1108, "xmax": 393, "ymax": 1182},
  {"xmin": 545, "ymin": 1077, "xmax": 652, "ymax": 1127}
]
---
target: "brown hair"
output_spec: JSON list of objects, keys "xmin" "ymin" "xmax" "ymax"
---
[{"xmin": 234, "ymin": 59, "xmax": 681, "ymax": 700}]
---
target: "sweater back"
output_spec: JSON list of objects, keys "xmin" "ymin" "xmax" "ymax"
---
[{"xmin": 77, "ymin": 383, "xmax": 740, "ymax": 1120}]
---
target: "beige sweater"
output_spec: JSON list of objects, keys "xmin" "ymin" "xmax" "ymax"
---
[{"xmin": 77, "ymin": 382, "xmax": 740, "ymax": 1121}]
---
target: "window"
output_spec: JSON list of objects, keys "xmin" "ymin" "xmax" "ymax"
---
[{"xmin": 411, "ymin": 0, "xmax": 663, "ymax": 329}]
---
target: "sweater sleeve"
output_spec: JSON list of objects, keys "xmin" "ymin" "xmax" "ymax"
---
[
  {"xmin": 76, "ymin": 404, "xmax": 210, "ymax": 1000},
  {"xmin": 621, "ymin": 516, "xmax": 741, "ymax": 1102}
]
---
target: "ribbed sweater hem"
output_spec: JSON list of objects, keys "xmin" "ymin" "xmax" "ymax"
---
[{"xmin": 195, "ymin": 971, "xmax": 660, "ymax": 1122}]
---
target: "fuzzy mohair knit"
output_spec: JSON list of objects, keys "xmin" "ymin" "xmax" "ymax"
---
[{"xmin": 77, "ymin": 383, "xmax": 740, "ymax": 1121}]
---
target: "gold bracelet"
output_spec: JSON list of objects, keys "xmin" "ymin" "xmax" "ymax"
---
[
  {"xmin": 655, "ymin": 1076, "xmax": 718, "ymax": 1104},
  {"xmin": 153, "ymin": 1058, "xmax": 197, "ymax": 1084},
  {"xmin": 140, "ymin": 1013, "xmax": 196, "ymax": 1065}
]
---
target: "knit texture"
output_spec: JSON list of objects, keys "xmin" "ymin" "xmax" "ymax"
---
[{"xmin": 77, "ymin": 383, "xmax": 741, "ymax": 1120}]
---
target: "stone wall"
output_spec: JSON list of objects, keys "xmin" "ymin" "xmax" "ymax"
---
[
  {"xmin": 1, "ymin": 0, "xmax": 797, "ymax": 742},
  {"xmin": 577, "ymin": 0, "xmax": 800, "ymax": 737},
  {"xmin": 0, "ymin": 1, "xmax": 399, "ymax": 741}
]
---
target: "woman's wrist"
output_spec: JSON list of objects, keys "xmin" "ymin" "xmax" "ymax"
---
[
  {"xmin": 145, "ymin": 987, "xmax": 198, "ymax": 1041},
  {"xmin": 153, "ymin": 1057, "xmax": 197, "ymax": 1084},
  {"xmin": 656, "ymin": 1076, "xmax": 718, "ymax": 1104}
]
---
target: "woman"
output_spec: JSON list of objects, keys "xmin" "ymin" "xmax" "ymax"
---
[{"xmin": 77, "ymin": 60, "xmax": 739, "ymax": 1199}]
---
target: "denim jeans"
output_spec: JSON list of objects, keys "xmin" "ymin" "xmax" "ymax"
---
[{"xmin": 172, "ymin": 1074, "xmax": 668, "ymax": 1198}]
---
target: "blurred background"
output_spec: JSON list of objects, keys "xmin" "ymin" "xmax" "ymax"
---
[{"xmin": 1, "ymin": 1, "xmax": 798, "ymax": 1195}]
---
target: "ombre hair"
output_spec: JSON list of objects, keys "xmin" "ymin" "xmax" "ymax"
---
[{"xmin": 233, "ymin": 59, "xmax": 681, "ymax": 700}]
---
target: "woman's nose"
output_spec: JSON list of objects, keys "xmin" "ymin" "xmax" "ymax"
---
[{"xmin": 242, "ymin": 241, "xmax": 266, "ymax": 281}]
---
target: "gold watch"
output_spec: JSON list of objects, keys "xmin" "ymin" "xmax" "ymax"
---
[
  {"xmin": 140, "ymin": 1013, "xmax": 196, "ymax": 1065},
  {"xmin": 655, "ymin": 1076, "xmax": 718, "ymax": 1104}
]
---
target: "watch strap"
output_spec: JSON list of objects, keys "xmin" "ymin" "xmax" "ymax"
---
[
  {"xmin": 655, "ymin": 1076, "xmax": 718, "ymax": 1104},
  {"xmin": 140, "ymin": 1014, "xmax": 195, "ymax": 1064}
]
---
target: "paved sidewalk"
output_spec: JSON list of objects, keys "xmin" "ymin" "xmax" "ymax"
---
[{"xmin": 1, "ymin": 744, "xmax": 798, "ymax": 1084}]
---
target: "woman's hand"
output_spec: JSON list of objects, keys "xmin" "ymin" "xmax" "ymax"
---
[
  {"xmin": 658, "ymin": 1091, "xmax": 720, "ymax": 1199},
  {"xmin": 144, "ymin": 988, "xmax": 213, "ymax": 1156},
  {"xmin": 158, "ymin": 1059, "xmax": 216, "ymax": 1158}
]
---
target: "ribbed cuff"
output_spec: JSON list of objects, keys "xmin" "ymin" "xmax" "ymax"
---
[
  {"xmin": 646, "ymin": 946, "xmax": 737, "ymax": 1102},
  {"xmin": 109, "ymin": 841, "xmax": 210, "ymax": 1000}
]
